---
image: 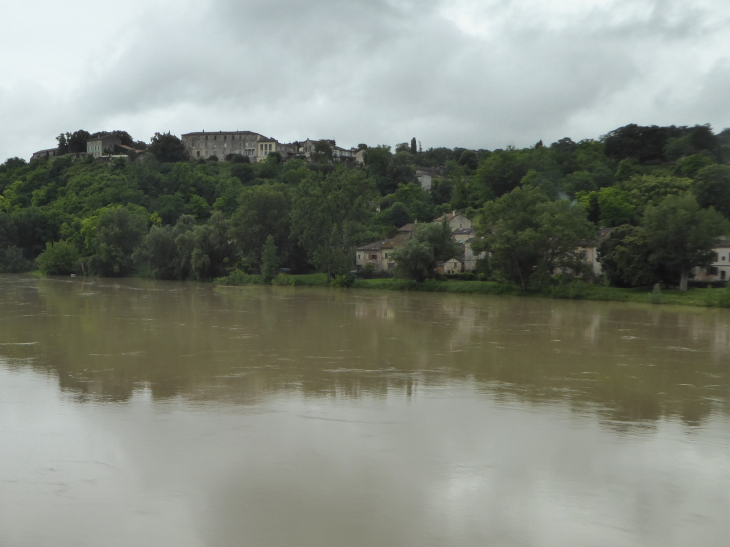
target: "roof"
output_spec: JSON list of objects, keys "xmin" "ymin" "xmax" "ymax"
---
[
  {"xmin": 357, "ymin": 233, "xmax": 409, "ymax": 251},
  {"xmin": 181, "ymin": 130, "xmax": 267, "ymax": 138},
  {"xmin": 398, "ymin": 223, "xmax": 418, "ymax": 233},
  {"xmin": 452, "ymin": 227, "xmax": 475, "ymax": 235},
  {"xmin": 32, "ymin": 148, "xmax": 58, "ymax": 154},
  {"xmin": 445, "ymin": 257, "xmax": 464, "ymax": 264}
]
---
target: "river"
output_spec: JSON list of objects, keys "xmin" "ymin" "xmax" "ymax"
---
[{"xmin": 0, "ymin": 276, "xmax": 728, "ymax": 547}]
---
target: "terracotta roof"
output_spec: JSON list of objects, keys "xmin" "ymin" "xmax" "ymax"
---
[{"xmin": 357, "ymin": 233, "xmax": 409, "ymax": 251}]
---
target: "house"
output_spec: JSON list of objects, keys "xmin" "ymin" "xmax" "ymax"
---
[
  {"xmin": 436, "ymin": 211, "xmax": 472, "ymax": 232},
  {"xmin": 439, "ymin": 257, "xmax": 463, "ymax": 274},
  {"xmin": 416, "ymin": 170, "xmax": 432, "ymax": 191},
  {"xmin": 86, "ymin": 134, "xmax": 122, "ymax": 158},
  {"xmin": 577, "ymin": 227, "xmax": 614, "ymax": 276},
  {"xmin": 693, "ymin": 236, "xmax": 730, "ymax": 283},
  {"xmin": 452, "ymin": 227, "xmax": 476, "ymax": 244},
  {"xmin": 181, "ymin": 130, "xmax": 279, "ymax": 162},
  {"xmin": 30, "ymin": 148, "xmax": 59, "ymax": 162},
  {"xmin": 355, "ymin": 233, "xmax": 409, "ymax": 273}
]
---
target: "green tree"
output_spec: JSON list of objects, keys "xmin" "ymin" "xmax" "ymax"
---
[
  {"xmin": 148, "ymin": 132, "xmax": 188, "ymax": 163},
  {"xmin": 291, "ymin": 167, "xmax": 376, "ymax": 282},
  {"xmin": 693, "ymin": 164, "xmax": 730, "ymax": 219},
  {"xmin": 643, "ymin": 195, "xmax": 729, "ymax": 291},
  {"xmin": 230, "ymin": 184, "xmax": 290, "ymax": 267},
  {"xmin": 598, "ymin": 225, "xmax": 657, "ymax": 287},
  {"xmin": 89, "ymin": 207, "xmax": 149, "ymax": 276},
  {"xmin": 36, "ymin": 240, "xmax": 80, "ymax": 275},
  {"xmin": 261, "ymin": 235, "xmax": 280, "ymax": 283},
  {"xmin": 475, "ymin": 186, "xmax": 595, "ymax": 291},
  {"xmin": 0, "ymin": 245, "xmax": 32, "ymax": 273},
  {"xmin": 392, "ymin": 221, "xmax": 460, "ymax": 281}
]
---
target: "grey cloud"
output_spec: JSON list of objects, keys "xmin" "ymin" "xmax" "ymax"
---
[{"xmin": 2, "ymin": 0, "xmax": 728, "ymax": 160}]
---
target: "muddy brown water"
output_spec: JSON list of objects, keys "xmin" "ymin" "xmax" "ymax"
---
[{"xmin": 0, "ymin": 276, "xmax": 728, "ymax": 547}]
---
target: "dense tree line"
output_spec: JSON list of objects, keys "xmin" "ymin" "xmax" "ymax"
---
[{"xmin": 0, "ymin": 123, "xmax": 728, "ymax": 291}]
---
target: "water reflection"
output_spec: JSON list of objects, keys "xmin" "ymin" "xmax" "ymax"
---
[
  {"xmin": 0, "ymin": 276, "xmax": 727, "ymax": 427},
  {"xmin": 1, "ymin": 275, "xmax": 728, "ymax": 547}
]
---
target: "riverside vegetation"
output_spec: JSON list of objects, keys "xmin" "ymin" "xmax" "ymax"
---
[{"xmin": 1, "ymin": 125, "xmax": 729, "ymax": 307}]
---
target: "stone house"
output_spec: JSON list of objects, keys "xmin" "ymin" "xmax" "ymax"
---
[
  {"xmin": 30, "ymin": 148, "xmax": 60, "ymax": 162},
  {"xmin": 436, "ymin": 212, "xmax": 472, "ymax": 232},
  {"xmin": 439, "ymin": 257, "xmax": 463, "ymax": 274},
  {"xmin": 86, "ymin": 134, "xmax": 122, "ymax": 158},
  {"xmin": 355, "ymin": 233, "xmax": 409, "ymax": 273},
  {"xmin": 576, "ymin": 227, "xmax": 614, "ymax": 276},
  {"xmin": 693, "ymin": 236, "xmax": 730, "ymax": 283},
  {"xmin": 181, "ymin": 130, "xmax": 281, "ymax": 162}
]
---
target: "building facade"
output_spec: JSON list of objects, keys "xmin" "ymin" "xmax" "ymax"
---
[
  {"xmin": 693, "ymin": 236, "xmax": 730, "ymax": 283},
  {"xmin": 181, "ymin": 131, "xmax": 290, "ymax": 162},
  {"xmin": 30, "ymin": 148, "xmax": 60, "ymax": 162},
  {"xmin": 355, "ymin": 233, "xmax": 409, "ymax": 273},
  {"xmin": 86, "ymin": 134, "xmax": 122, "ymax": 158}
]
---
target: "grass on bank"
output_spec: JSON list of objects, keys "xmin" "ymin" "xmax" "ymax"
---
[{"xmin": 214, "ymin": 269, "xmax": 730, "ymax": 308}]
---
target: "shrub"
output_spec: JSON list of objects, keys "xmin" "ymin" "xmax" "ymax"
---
[
  {"xmin": 330, "ymin": 273, "xmax": 355, "ymax": 288},
  {"xmin": 36, "ymin": 240, "xmax": 80, "ymax": 275},
  {"xmin": 214, "ymin": 269, "xmax": 263, "ymax": 285},
  {"xmin": 0, "ymin": 246, "xmax": 33, "ymax": 273},
  {"xmin": 272, "ymin": 273, "xmax": 296, "ymax": 286}
]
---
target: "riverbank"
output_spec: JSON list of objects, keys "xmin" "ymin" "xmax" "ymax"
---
[{"xmin": 214, "ymin": 272, "xmax": 730, "ymax": 309}]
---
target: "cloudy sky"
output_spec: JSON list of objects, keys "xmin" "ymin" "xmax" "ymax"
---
[{"xmin": 2, "ymin": 0, "xmax": 728, "ymax": 161}]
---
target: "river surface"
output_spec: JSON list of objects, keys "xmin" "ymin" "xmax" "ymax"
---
[{"xmin": 0, "ymin": 276, "xmax": 728, "ymax": 547}]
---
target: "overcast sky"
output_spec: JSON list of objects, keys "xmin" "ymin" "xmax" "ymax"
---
[{"xmin": 2, "ymin": 0, "xmax": 728, "ymax": 161}]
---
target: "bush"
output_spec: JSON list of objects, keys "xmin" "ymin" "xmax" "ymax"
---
[
  {"xmin": 36, "ymin": 241, "xmax": 80, "ymax": 275},
  {"xmin": 477, "ymin": 273, "xmax": 487, "ymax": 281},
  {"xmin": 0, "ymin": 246, "xmax": 33, "ymax": 273},
  {"xmin": 330, "ymin": 272, "xmax": 355, "ymax": 288},
  {"xmin": 214, "ymin": 269, "xmax": 264, "ymax": 285},
  {"xmin": 272, "ymin": 273, "xmax": 296, "ymax": 286}
]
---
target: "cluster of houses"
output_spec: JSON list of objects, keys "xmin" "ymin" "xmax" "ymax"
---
[
  {"xmin": 31, "ymin": 129, "xmax": 441, "ymax": 193},
  {"xmin": 355, "ymin": 212, "xmax": 486, "ymax": 274},
  {"xmin": 29, "ymin": 130, "xmax": 730, "ymax": 285},
  {"xmin": 356, "ymin": 216, "xmax": 730, "ymax": 284}
]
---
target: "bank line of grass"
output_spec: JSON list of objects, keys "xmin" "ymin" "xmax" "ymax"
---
[{"xmin": 214, "ymin": 271, "xmax": 730, "ymax": 309}]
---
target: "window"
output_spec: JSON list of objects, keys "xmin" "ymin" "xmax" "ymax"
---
[
  {"xmin": 205, "ymin": 136, "xmax": 208, "ymax": 140},
  {"xmin": 722, "ymin": 270, "xmax": 726, "ymax": 280},
  {"xmin": 709, "ymin": 267, "xmax": 718, "ymax": 275},
  {"xmin": 371, "ymin": 254, "xmax": 378, "ymax": 260},
  {"xmin": 214, "ymin": 136, "xmax": 217, "ymax": 140},
  {"xmin": 196, "ymin": 151, "xmax": 200, "ymax": 157}
]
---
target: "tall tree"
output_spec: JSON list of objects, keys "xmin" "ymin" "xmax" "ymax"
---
[
  {"xmin": 148, "ymin": 132, "xmax": 188, "ymax": 163},
  {"xmin": 392, "ymin": 221, "xmax": 460, "ymax": 281},
  {"xmin": 643, "ymin": 195, "xmax": 729, "ymax": 291},
  {"xmin": 474, "ymin": 186, "xmax": 595, "ymax": 291},
  {"xmin": 291, "ymin": 167, "xmax": 376, "ymax": 282}
]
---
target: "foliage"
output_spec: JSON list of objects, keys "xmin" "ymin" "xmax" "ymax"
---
[
  {"xmin": 214, "ymin": 269, "xmax": 264, "ymax": 285},
  {"xmin": 90, "ymin": 207, "xmax": 149, "ymax": 276},
  {"xmin": 475, "ymin": 186, "xmax": 595, "ymax": 291},
  {"xmin": 0, "ymin": 245, "xmax": 33, "ymax": 273},
  {"xmin": 392, "ymin": 221, "xmax": 460, "ymax": 282},
  {"xmin": 230, "ymin": 184, "xmax": 290, "ymax": 266},
  {"xmin": 261, "ymin": 235, "xmax": 280, "ymax": 283},
  {"xmin": 148, "ymin": 132, "xmax": 188, "ymax": 163},
  {"xmin": 272, "ymin": 272, "xmax": 296, "ymax": 286},
  {"xmin": 693, "ymin": 164, "xmax": 730, "ymax": 219},
  {"xmin": 642, "ymin": 195, "xmax": 729, "ymax": 291},
  {"xmin": 291, "ymin": 167, "xmax": 376, "ymax": 281},
  {"xmin": 36, "ymin": 240, "xmax": 80, "ymax": 275}
]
